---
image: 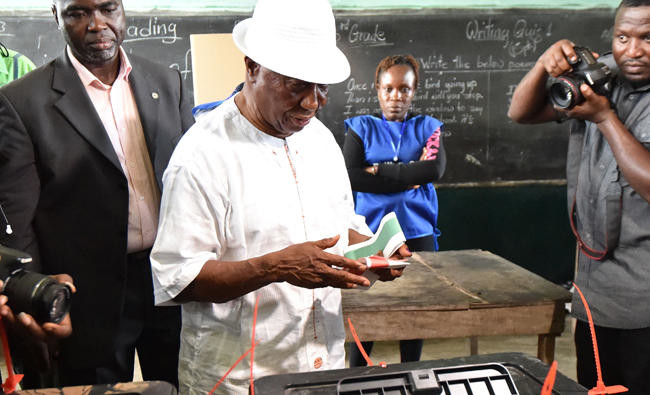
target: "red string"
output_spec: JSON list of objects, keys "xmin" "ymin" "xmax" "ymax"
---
[
  {"xmin": 209, "ymin": 295, "xmax": 261, "ymax": 395},
  {"xmin": 250, "ymin": 295, "xmax": 260, "ymax": 395},
  {"xmin": 572, "ymin": 283, "xmax": 628, "ymax": 395},
  {"xmin": 573, "ymin": 283, "xmax": 604, "ymax": 387},
  {"xmin": 540, "ymin": 360, "xmax": 557, "ymax": 395},
  {"xmin": 207, "ymin": 342, "xmax": 259, "ymax": 395},
  {"xmin": 0, "ymin": 319, "xmax": 23, "ymax": 393},
  {"xmin": 347, "ymin": 318, "xmax": 373, "ymax": 367}
]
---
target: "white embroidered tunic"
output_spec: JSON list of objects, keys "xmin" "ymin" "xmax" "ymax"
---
[{"xmin": 151, "ymin": 96, "xmax": 371, "ymax": 394}]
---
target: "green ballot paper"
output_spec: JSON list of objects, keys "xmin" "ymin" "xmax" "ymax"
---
[{"xmin": 344, "ymin": 212, "xmax": 406, "ymax": 260}]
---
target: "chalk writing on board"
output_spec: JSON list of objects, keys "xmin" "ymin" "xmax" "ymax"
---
[
  {"xmin": 505, "ymin": 83, "xmax": 519, "ymax": 107},
  {"xmin": 337, "ymin": 19, "xmax": 393, "ymax": 48},
  {"xmin": 420, "ymin": 53, "xmax": 538, "ymax": 73},
  {"xmin": 340, "ymin": 71, "xmax": 486, "ymax": 136},
  {"xmin": 506, "ymin": 60, "xmax": 537, "ymax": 70},
  {"xmin": 420, "ymin": 53, "xmax": 449, "ymax": 71},
  {"xmin": 476, "ymin": 55, "xmax": 504, "ymax": 69},
  {"xmin": 465, "ymin": 18, "xmax": 552, "ymax": 58},
  {"xmin": 125, "ymin": 17, "xmax": 180, "ymax": 44},
  {"xmin": 601, "ymin": 27, "xmax": 613, "ymax": 41},
  {"xmin": 420, "ymin": 76, "xmax": 485, "ymax": 128},
  {"xmin": 465, "ymin": 154, "xmax": 483, "ymax": 167},
  {"xmin": 0, "ymin": 20, "xmax": 12, "ymax": 37},
  {"xmin": 169, "ymin": 48, "xmax": 193, "ymax": 81}
]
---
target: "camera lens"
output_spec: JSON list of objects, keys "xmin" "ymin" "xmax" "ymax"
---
[
  {"xmin": 40, "ymin": 279, "xmax": 71, "ymax": 324},
  {"xmin": 549, "ymin": 77, "xmax": 582, "ymax": 109},
  {"xmin": 4, "ymin": 270, "xmax": 71, "ymax": 323}
]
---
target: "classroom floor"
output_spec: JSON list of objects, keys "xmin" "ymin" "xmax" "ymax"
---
[{"xmin": 346, "ymin": 314, "xmax": 578, "ymax": 382}]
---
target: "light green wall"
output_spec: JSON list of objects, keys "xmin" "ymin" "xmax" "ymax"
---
[{"xmin": 0, "ymin": 0, "xmax": 620, "ymax": 12}]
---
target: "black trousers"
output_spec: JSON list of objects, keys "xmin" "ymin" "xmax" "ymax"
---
[
  {"xmin": 575, "ymin": 320, "xmax": 650, "ymax": 395},
  {"xmin": 58, "ymin": 249, "xmax": 182, "ymax": 388},
  {"xmin": 348, "ymin": 235, "xmax": 434, "ymax": 367}
]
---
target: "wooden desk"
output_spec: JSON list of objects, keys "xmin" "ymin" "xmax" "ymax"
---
[{"xmin": 341, "ymin": 249, "xmax": 571, "ymax": 364}]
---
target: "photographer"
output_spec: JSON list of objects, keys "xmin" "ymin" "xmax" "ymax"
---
[{"xmin": 508, "ymin": 1, "xmax": 650, "ymax": 393}]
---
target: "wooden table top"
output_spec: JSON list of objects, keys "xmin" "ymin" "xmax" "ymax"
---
[{"xmin": 342, "ymin": 249, "xmax": 571, "ymax": 312}]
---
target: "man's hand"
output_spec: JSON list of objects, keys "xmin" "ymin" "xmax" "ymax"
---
[
  {"xmin": 392, "ymin": 243, "xmax": 412, "ymax": 260},
  {"xmin": 537, "ymin": 40, "xmax": 601, "ymax": 79},
  {"xmin": 537, "ymin": 40, "xmax": 612, "ymax": 123},
  {"xmin": 268, "ymin": 235, "xmax": 370, "ymax": 289},
  {"xmin": 0, "ymin": 274, "xmax": 75, "ymax": 342},
  {"xmin": 373, "ymin": 243, "xmax": 412, "ymax": 282},
  {"xmin": 564, "ymin": 83, "xmax": 615, "ymax": 124},
  {"xmin": 509, "ymin": 38, "xmax": 603, "ymax": 125},
  {"xmin": 537, "ymin": 39, "xmax": 580, "ymax": 78}
]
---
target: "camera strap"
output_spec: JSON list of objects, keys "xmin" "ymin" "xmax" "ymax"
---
[{"xmin": 569, "ymin": 193, "xmax": 622, "ymax": 261}]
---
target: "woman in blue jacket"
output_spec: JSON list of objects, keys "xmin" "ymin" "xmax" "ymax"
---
[{"xmin": 343, "ymin": 54, "xmax": 446, "ymax": 366}]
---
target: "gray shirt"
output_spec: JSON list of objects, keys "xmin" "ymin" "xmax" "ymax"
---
[{"xmin": 568, "ymin": 63, "xmax": 650, "ymax": 329}]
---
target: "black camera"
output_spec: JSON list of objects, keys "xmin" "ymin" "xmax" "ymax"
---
[
  {"xmin": 547, "ymin": 46, "xmax": 613, "ymax": 110},
  {"xmin": 0, "ymin": 244, "xmax": 71, "ymax": 324}
]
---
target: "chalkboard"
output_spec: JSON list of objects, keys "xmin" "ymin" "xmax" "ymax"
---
[
  {"xmin": 0, "ymin": 9, "xmax": 616, "ymax": 183},
  {"xmin": 326, "ymin": 9, "xmax": 615, "ymax": 183},
  {"xmin": 0, "ymin": 14, "xmax": 242, "ymax": 84}
]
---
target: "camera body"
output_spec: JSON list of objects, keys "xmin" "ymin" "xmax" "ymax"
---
[
  {"xmin": 548, "ymin": 46, "xmax": 613, "ymax": 110},
  {"xmin": 0, "ymin": 244, "xmax": 71, "ymax": 323}
]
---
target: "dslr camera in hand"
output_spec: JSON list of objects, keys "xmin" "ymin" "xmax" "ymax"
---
[
  {"xmin": 547, "ymin": 46, "xmax": 613, "ymax": 110},
  {"xmin": 0, "ymin": 244, "xmax": 71, "ymax": 324}
]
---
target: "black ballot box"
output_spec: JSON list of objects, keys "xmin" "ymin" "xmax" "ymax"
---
[{"xmin": 253, "ymin": 352, "xmax": 587, "ymax": 395}]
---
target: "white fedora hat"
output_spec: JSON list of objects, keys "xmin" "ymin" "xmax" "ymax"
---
[{"xmin": 232, "ymin": 0, "xmax": 350, "ymax": 84}]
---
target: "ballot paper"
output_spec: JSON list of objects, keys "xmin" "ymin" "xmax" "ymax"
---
[
  {"xmin": 344, "ymin": 212, "xmax": 406, "ymax": 260},
  {"xmin": 344, "ymin": 212, "xmax": 408, "ymax": 289}
]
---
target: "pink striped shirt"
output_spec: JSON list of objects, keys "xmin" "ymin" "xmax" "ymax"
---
[{"xmin": 68, "ymin": 46, "xmax": 160, "ymax": 253}]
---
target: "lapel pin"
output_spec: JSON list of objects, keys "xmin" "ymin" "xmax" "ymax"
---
[{"xmin": 151, "ymin": 92, "xmax": 159, "ymax": 99}]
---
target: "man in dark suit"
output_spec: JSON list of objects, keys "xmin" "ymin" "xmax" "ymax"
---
[{"xmin": 0, "ymin": 0, "xmax": 193, "ymax": 388}]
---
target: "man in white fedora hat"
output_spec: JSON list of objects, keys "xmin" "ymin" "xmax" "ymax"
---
[{"xmin": 150, "ymin": 0, "xmax": 409, "ymax": 393}]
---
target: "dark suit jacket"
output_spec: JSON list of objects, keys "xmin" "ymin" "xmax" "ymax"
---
[{"xmin": 0, "ymin": 51, "xmax": 194, "ymax": 368}]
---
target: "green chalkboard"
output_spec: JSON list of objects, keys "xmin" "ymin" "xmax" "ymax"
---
[
  {"xmin": 0, "ymin": 7, "xmax": 617, "ymax": 183},
  {"xmin": 322, "ymin": 9, "xmax": 616, "ymax": 183}
]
